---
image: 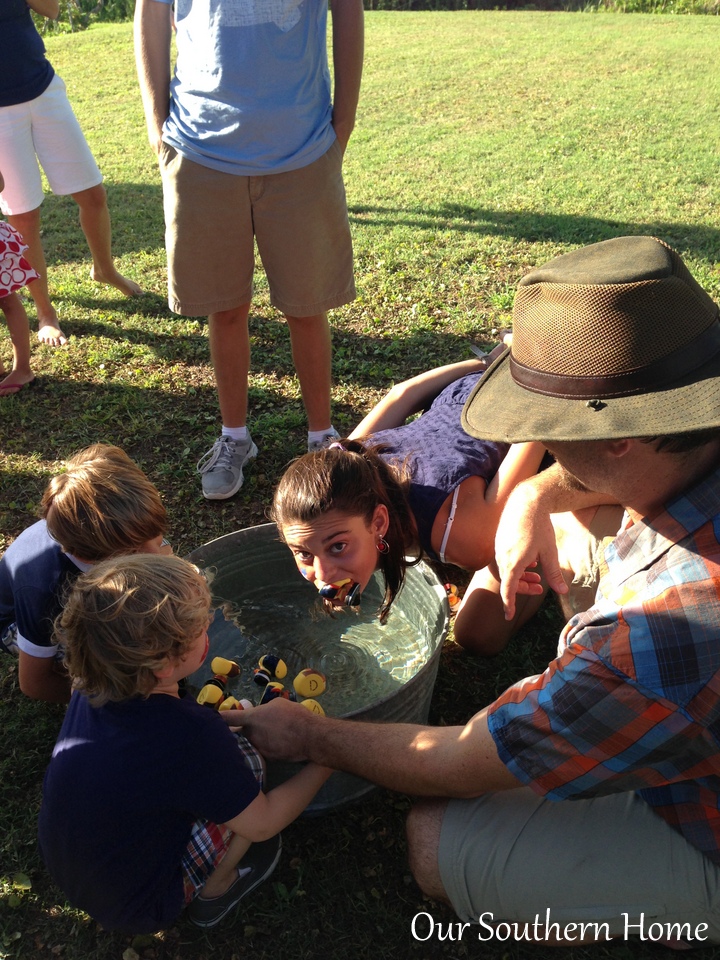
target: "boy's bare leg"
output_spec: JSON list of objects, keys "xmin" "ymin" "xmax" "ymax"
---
[
  {"xmin": 73, "ymin": 184, "xmax": 144, "ymax": 297},
  {"xmin": 0, "ymin": 293, "xmax": 35, "ymax": 394},
  {"xmin": 7, "ymin": 206, "xmax": 66, "ymax": 346},
  {"xmin": 198, "ymin": 832, "xmax": 252, "ymax": 899},
  {"xmin": 286, "ymin": 311, "xmax": 332, "ymax": 431},
  {"xmin": 209, "ymin": 303, "xmax": 252, "ymax": 428}
]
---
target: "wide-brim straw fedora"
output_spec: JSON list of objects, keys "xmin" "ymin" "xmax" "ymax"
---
[{"xmin": 462, "ymin": 236, "xmax": 720, "ymax": 444}]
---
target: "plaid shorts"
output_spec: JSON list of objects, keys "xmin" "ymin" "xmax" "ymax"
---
[
  {"xmin": 181, "ymin": 734, "xmax": 264, "ymax": 903},
  {"xmin": 0, "ymin": 624, "xmax": 19, "ymax": 656}
]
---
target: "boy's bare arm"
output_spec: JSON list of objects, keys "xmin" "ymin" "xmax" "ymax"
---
[
  {"xmin": 330, "ymin": 0, "xmax": 364, "ymax": 154},
  {"xmin": 224, "ymin": 762, "xmax": 332, "ymax": 842},
  {"xmin": 134, "ymin": 0, "xmax": 173, "ymax": 155},
  {"xmin": 18, "ymin": 651, "xmax": 71, "ymax": 704}
]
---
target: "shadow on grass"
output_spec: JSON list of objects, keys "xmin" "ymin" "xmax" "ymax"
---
[
  {"xmin": 32, "ymin": 183, "xmax": 165, "ymax": 266},
  {"xmin": 36, "ymin": 183, "xmax": 720, "ymax": 273},
  {"xmin": 349, "ymin": 202, "xmax": 720, "ymax": 259}
]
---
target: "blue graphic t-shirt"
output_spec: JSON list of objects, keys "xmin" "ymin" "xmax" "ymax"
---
[{"xmin": 153, "ymin": 0, "xmax": 335, "ymax": 174}]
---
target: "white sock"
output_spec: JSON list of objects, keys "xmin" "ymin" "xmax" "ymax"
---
[
  {"xmin": 308, "ymin": 426, "xmax": 338, "ymax": 445},
  {"xmin": 222, "ymin": 426, "xmax": 248, "ymax": 442}
]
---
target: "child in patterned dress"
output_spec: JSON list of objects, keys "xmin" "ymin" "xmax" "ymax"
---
[{"xmin": 0, "ymin": 168, "xmax": 37, "ymax": 396}]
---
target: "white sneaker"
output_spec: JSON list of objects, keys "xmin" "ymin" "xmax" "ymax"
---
[
  {"xmin": 197, "ymin": 434, "xmax": 258, "ymax": 500},
  {"xmin": 307, "ymin": 427, "xmax": 341, "ymax": 453}
]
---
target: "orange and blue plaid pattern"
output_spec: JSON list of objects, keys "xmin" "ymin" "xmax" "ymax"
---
[{"xmin": 489, "ymin": 465, "xmax": 720, "ymax": 864}]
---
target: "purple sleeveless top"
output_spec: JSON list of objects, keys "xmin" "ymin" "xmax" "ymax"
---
[{"xmin": 370, "ymin": 372, "xmax": 510, "ymax": 561}]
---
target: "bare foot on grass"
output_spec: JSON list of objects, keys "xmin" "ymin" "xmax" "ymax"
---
[
  {"xmin": 0, "ymin": 370, "xmax": 36, "ymax": 396},
  {"xmin": 90, "ymin": 265, "xmax": 144, "ymax": 298},
  {"xmin": 37, "ymin": 318, "xmax": 67, "ymax": 347}
]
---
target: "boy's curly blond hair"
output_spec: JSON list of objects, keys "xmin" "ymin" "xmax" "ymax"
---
[
  {"xmin": 58, "ymin": 554, "xmax": 212, "ymax": 706},
  {"xmin": 41, "ymin": 444, "xmax": 167, "ymax": 562}
]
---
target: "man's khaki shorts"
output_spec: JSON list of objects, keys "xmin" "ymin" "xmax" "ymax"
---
[
  {"xmin": 158, "ymin": 140, "xmax": 355, "ymax": 318},
  {"xmin": 555, "ymin": 504, "xmax": 624, "ymax": 619},
  {"xmin": 438, "ymin": 787, "xmax": 720, "ymax": 943}
]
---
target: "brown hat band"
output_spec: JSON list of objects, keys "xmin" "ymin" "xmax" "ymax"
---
[{"xmin": 509, "ymin": 317, "xmax": 720, "ymax": 400}]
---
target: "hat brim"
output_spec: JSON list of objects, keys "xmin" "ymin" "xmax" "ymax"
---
[{"xmin": 462, "ymin": 349, "xmax": 720, "ymax": 443}]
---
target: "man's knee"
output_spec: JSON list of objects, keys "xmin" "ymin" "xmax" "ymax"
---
[{"xmin": 406, "ymin": 798, "xmax": 450, "ymax": 903}]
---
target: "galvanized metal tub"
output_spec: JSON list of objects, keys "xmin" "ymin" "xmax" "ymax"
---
[{"xmin": 186, "ymin": 523, "xmax": 449, "ymax": 813}]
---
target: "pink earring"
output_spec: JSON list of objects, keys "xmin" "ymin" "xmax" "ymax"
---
[{"xmin": 376, "ymin": 536, "xmax": 390, "ymax": 555}]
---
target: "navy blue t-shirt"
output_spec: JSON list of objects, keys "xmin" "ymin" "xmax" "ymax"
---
[
  {"xmin": 0, "ymin": 520, "xmax": 80, "ymax": 656},
  {"xmin": 370, "ymin": 372, "xmax": 510, "ymax": 559},
  {"xmin": 39, "ymin": 692, "xmax": 261, "ymax": 933},
  {"xmin": 0, "ymin": 0, "xmax": 54, "ymax": 107}
]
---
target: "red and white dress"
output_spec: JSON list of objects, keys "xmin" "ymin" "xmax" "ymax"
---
[{"xmin": 0, "ymin": 221, "xmax": 38, "ymax": 298}]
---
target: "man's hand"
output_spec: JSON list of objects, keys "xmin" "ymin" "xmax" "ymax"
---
[
  {"xmin": 330, "ymin": 116, "xmax": 353, "ymax": 156},
  {"xmin": 494, "ymin": 477, "xmax": 568, "ymax": 621},
  {"xmin": 222, "ymin": 699, "xmax": 312, "ymax": 762}
]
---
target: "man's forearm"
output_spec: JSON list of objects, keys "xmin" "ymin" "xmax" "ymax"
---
[
  {"xmin": 134, "ymin": 0, "xmax": 172, "ymax": 154},
  {"xmin": 330, "ymin": 0, "xmax": 364, "ymax": 150},
  {"xmin": 303, "ymin": 712, "xmax": 519, "ymax": 797},
  {"xmin": 521, "ymin": 462, "xmax": 617, "ymax": 515},
  {"xmin": 235, "ymin": 699, "xmax": 520, "ymax": 798}
]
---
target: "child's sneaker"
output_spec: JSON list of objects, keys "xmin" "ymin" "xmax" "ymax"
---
[
  {"xmin": 187, "ymin": 834, "xmax": 282, "ymax": 928},
  {"xmin": 307, "ymin": 427, "xmax": 340, "ymax": 453},
  {"xmin": 196, "ymin": 434, "xmax": 258, "ymax": 500}
]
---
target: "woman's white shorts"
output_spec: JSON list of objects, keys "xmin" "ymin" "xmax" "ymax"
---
[{"xmin": 0, "ymin": 74, "xmax": 102, "ymax": 216}]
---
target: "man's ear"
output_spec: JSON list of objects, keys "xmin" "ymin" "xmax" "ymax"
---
[{"xmin": 605, "ymin": 438, "xmax": 634, "ymax": 459}]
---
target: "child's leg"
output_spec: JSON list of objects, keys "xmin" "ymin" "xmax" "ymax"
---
[
  {"xmin": 454, "ymin": 505, "xmax": 624, "ymax": 655},
  {"xmin": 453, "ymin": 563, "xmax": 548, "ymax": 655},
  {"xmin": 71, "ymin": 184, "xmax": 144, "ymax": 298},
  {"xmin": 0, "ymin": 292, "xmax": 34, "ymax": 394},
  {"xmin": 182, "ymin": 735, "xmax": 265, "ymax": 903},
  {"xmin": 197, "ymin": 831, "xmax": 253, "ymax": 899},
  {"xmin": 6, "ymin": 206, "xmax": 66, "ymax": 347}
]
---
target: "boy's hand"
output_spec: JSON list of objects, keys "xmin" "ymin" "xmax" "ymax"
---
[{"xmin": 222, "ymin": 699, "xmax": 312, "ymax": 762}]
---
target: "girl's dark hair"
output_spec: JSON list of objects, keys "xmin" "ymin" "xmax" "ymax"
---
[{"xmin": 272, "ymin": 441, "xmax": 418, "ymax": 623}]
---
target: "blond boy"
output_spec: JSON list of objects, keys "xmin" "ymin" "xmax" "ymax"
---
[{"xmin": 39, "ymin": 554, "xmax": 331, "ymax": 932}]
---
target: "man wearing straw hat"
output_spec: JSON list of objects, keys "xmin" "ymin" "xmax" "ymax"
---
[{"xmin": 233, "ymin": 236, "xmax": 720, "ymax": 944}]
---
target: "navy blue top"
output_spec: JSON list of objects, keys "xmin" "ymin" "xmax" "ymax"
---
[
  {"xmin": 39, "ymin": 692, "xmax": 261, "ymax": 933},
  {"xmin": 0, "ymin": 0, "xmax": 55, "ymax": 108},
  {"xmin": 0, "ymin": 520, "xmax": 80, "ymax": 656},
  {"xmin": 370, "ymin": 372, "xmax": 510, "ymax": 560}
]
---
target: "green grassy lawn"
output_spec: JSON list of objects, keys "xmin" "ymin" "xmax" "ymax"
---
[{"xmin": 2, "ymin": 11, "xmax": 720, "ymax": 960}]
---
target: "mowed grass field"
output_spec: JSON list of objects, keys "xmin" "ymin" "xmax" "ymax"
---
[{"xmin": 1, "ymin": 11, "xmax": 720, "ymax": 960}]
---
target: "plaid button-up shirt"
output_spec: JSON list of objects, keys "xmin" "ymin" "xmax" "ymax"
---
[{"xmin": 488, "ymin": 461, "xmax": 720, "ymax": 864}]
